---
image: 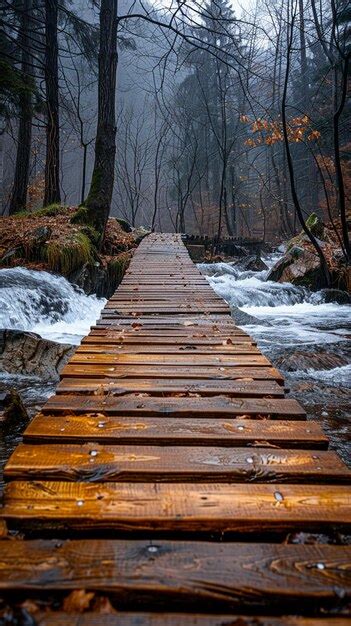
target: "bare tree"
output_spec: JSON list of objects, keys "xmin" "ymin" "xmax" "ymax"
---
[{"xmin": 44, "ymin": 0, "xmax": 60, "ymax": 205}]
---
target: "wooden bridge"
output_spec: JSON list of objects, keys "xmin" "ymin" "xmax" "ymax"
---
[{"xmin": 0, "ymin": 233, "xmax": 350, "ymax": 624}]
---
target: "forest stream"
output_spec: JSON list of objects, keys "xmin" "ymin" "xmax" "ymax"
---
[{"xmin": 0, "ymin": 254, "xmax": 350, "ymax": 489}]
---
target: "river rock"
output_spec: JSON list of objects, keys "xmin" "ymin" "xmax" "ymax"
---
[
  {"xmin": 0, "ymin": 389, "xmax": 29, "ymax": 423},
  {"xmin": 274, "ymin": 349, "xmax": 348, "ymax": 372},
  {"xmin": 319, "ymin": 288, "xmax": 351, "ymax": 304},
  {"xmin": 238, "ymin": 255, "xmax": 268, "ymax": 272},
  {"xmin": 133, "ymin": 226, "xmax": 151, "ymax": 244},
  {"xmin": 116, "ymin": 218, "xmax": 132, "ymax": 233},
  {"xmin": 230, "ymin": 306, "xmax": 271, "ymax": 326},
  {"xmin": 0, "ymin": 330, "xmax": 75, "ymax": 381},
  {"xmin": 69, "ymin": 263, "xmax": 110, "ymax": 298},
  {"xmin": 266, "ymin": 244, "xmax": 323, "ymax": 289},
  {"xmin": 30, "ymin": 225, "xmax": 52, "ymax": 243}
]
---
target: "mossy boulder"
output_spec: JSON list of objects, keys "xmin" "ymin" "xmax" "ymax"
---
[
  {"xmin": 305, "ymin": 212, "xmax": 324, "ymax": 238},
  {"xmin": 133, "ymin": 226, "xmax": 151, "ymax": 243},
  {"xmin": 70, "ymin": 206, "xmax": 90, "ymax": 225},
  {"xmin": 267, "ymin": 245, "xmax": 324, "ymax": 289},
  {"xmin": 69, "ymin": 252, "xmax": 132, "ymax": 298},
  {"xmin": 46, "ymin": 232, "xmax": 94, "ymax": 275}
]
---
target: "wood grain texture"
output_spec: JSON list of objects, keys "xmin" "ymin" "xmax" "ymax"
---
[
  {"xmin": 61, "ymin": 364, "xmax": 285, "ymax": 383},
  {"xmin": 88, "ymin": 328, "xmax": 251, "ymax": 338},
  {"xmin": 4, "ymin": 482, "xmax": 351, "ymax": 534},
  {"xmin": 56, "ymin": 378, "xmax": 284, "ymax": 397},
  {"xmin": 70, "ymin": 353, "xmax": 270, "ymax": 366},
  {"xmin": 0, "ymin": 539, "xmax": 350, "ymax": 611},
  {"xmin": 95, "ymin": 316, "xmax": 236, "ymax": 326},
  {"xmin": 2, "ymin": 233, "xmax": 349, "ymax": 621},
  {"xmin": 23, "ymin": 415, "xmax": 328, "ymax": 448},
  {"xmin": 43, "ymin": 395, "xmax": 306, "ymax": 419},
  {"xmin": 5, "ymin": 444, "xmax": 348, "ymax": 483},
  {"xmin": 84, "ymin": 334, "xmax": 253, "ymax": 343},
  {"xmin": 76, "ymin": 344, "xmax": 259, "ymax": 355}
]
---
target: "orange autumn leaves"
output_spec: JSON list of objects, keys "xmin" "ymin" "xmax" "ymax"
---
[{"xmin": 240, "ymin": 114, "xmax": 321, "ymax": 147}]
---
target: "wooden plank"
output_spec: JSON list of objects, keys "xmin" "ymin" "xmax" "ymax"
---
[
  {"xmin": 104, "ymin": 302, "xmax": 229, "ymax": 308},
  {"xmin": 82, "ymin": 335, "xmax": 255, "ymax": 344},
  {"xmin": 0, "ymin": 538, "xmax": 350, "ymax": 612},
  {"xmin": 76, "ymin": 344, "xmax": 260, "ymax": 355},
  {"xmin": 23, "ymin": 415, "xmax": 327, "ymax": 448},
  {"xmin": 108, "ymin": 298, "xmax": 224, "ymax": 304},
  {"xmin": 33, "ymin": 615, "xmax": 351, "ymax": 626},
  {"xmin": 61, "ymin": 364, "xmax": 285, "ymax": 383},
  {"xmin": 106, "ymin": 299, "xmax": 227, "ymax": 305},
  {"xmin": 56, "ymin": 378, "xmax": 284, "ymax": 397},
  {"xmin": 6, "ymin": 444, "xmax": 347, "ymax": 483},
  {"xmin": 69, "ymin": 353, "xmax": 271, "ymax": 366},
  {"xmin": 101, "ymin": 308, "xmax": 230, "ymax": 315},
  {"xmin": 119, "ymin": 279, "xmax": 209, "ymax": 285},
  {"xmin": 3, "ymin": 483, "xmax": 351, "ymax": 533},
  {"xmin": 94, "ymin": 318, "xmax": 236, "ymax": 327},
  {"xmin": 43, "ymin": 395, "xmax": 305, "ymax": 418},
  {"xmin": 111, "ymin": 289, "xmax": 219, "ymax": 293},
  {"xmin": 88, "ymin": 328, "xmax": 251, "ymax": 337}
]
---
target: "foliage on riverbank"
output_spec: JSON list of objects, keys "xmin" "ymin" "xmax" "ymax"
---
[{"xmin": 0, "ymin": 205, "xmax": 138, "ymax": 297}]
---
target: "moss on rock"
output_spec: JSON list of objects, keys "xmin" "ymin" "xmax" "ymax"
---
[
  {"xmin": 306, "ymin": 212, "xmax": 324, "ymax": 238},
  {"xmin": 70, "ymin": 206, "xmax": 90, "ymax": 225},
  {"xmin": 107, "ymin": 252, "xmax": 131, "ymax": 285},
  {"xmin": 46, "ymin": 232, "xmax": 94, "ymax": 275}
]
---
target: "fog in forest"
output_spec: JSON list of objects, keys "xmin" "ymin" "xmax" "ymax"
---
[{"xmin": 1, "ymin": 0, "xmax": 350, "ymax": 244}]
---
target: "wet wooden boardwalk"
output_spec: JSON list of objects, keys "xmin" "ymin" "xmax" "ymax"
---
[{"xmin": 1, "ymin": 233, "xmax": 350, "ymax": 624}]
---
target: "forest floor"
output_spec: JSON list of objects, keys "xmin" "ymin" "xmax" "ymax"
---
[{"xmin": 0, "ymin": 205, "xmax": 139, "ymax": 297}]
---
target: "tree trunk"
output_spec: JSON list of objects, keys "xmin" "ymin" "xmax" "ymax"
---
[
  {"xmin": 81, "ymin": 143, "xmax": 88, "ymax": 205},
  {"xmin": 333, "ymin": 58, "xmax": 350, "ymax": 260},
  {"xmin": 9, "ymin": 0, "xmax": 34, "ymax": 214},
  {"xmin": 44, "ymin": 0, "xmax": 60, "ymax": 206},
  {"xmin": 85, "ymin": 0, "xmax": 118, "ymax": 241}
]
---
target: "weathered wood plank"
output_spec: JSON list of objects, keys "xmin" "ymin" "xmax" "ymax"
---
[
  {"xmin": 95, "ymin": 316, "xmax": 235, "ymax": 326},
  {"xmin": 82, "ymin": 335, "xmax": 255, "ymax": 345},
  {"xmin": 56, "ymin": 378, "xmax": 284, "ymax": 397},
  {"xmin": 5, "ymin": 444, "xmax": 347, "ymax": 483},
  {"xmin": 0, "ymin": 538, "xmax": 350, "ymax": 612},
  {"xmin": 70, "ymin": 353, "xmax": 271, "ymax": 366},
  {"xmin": 61, "ymin": 364, "xmax": 285, "ymax": 383},
  {"xmin": 76, "ymin": 344, "xmax": 260, "ymax": 355},
  {"xmin": 2, "ymin": 232, "xmax": 348, "ymax": 624},
  {"xmin": 87, "ymin": 328, "xmax": 251, "ymax": 338},
  {"xmin": 101, "ymin": 308, "xmax": 230, "ymax": 315},
  {"xmin": 23, "ymin": 415, "xmax": 327, "ymax": 448},
  {"xmin": 43, "ymin": 395, "xmax": 305, "ymax": 418}
]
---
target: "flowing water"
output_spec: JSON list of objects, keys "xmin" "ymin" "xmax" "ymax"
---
[
  {"xmin": 199, "ymin": 254, "xmax": 351, "ymax": 464},
  {"xmin": 0, "ymin": 268, "xmax": 106, "ymax": 484},
  {"xmin": 0, "ymin": 260, "xmax": 350, "ymax": 485},
  {"xmin": 0, "ymin": 267, "xmax": 105, "ymax": 344}
]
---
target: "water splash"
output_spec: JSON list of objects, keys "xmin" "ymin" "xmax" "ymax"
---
[{"xmin": 0, "ymin": 267, "xmax": 106, "ymax": 344}]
